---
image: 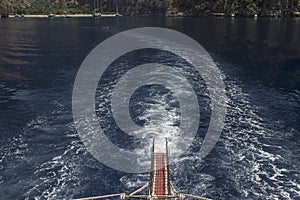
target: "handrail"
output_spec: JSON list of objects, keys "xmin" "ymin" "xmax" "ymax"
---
[{"xmin": 74, "ymin": 193, "xmax": 211, "ymax": 200}]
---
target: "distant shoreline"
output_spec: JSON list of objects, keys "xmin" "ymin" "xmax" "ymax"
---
[
  {"xmin": 2, "ymin": 13, "xmax": 121, "ymax": 18},
  {"xmin": 2, "ymin": 12, "xmax": 300, "ymax": 18}
]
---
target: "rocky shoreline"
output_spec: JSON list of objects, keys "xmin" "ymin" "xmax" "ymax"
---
[
  {"xmin": 106, "ymin": 0, "xmax": 300, "ymax": 18},
  {"xmin": 1, "ymin": 13, "xmax": 300, "ymax": 18},
  {"xmin": 1, "ymin": 0, "xmax": 300, "ymax": 18},
  {"xmin": 1, "ymin": 11, "xmax": 300, "ymax": 18},
  {"xmin": 164, "ymin": 11, "xmax": 300, "ymax": 18},
  {"xmin": 0, "ymin": 13, "xmax": 121, "ymax": 18}
]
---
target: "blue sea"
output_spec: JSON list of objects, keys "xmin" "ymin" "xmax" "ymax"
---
[{"xmin": 0, "ymin": 17, "xmax": 299, "ymax": 199}]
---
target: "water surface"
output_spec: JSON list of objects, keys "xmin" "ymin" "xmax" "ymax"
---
[{"xmin": 0, "ymin": 17, "xmax": 299, "ymax": 199}]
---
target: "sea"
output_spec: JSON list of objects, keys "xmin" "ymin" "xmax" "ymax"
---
[{"xmin": 0, "ymin": 16, "xmax": 299, "ymax": 199}]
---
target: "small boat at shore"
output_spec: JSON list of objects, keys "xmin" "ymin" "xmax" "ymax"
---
[
  {"xmin": 59, "ymin": 14, "xmax": 70, "ymax": 18},
  {"xmin": 1, "ymin": 13, "xmax": 9, "ymax": 18},
  {"xmin": 48, "ymin": 13, "xmax": 56, "ymax": 18},
  {"xmin": 292, "ymin": 11, "xmax": 300, "ymax": 17},
  {"xmin": 93, "ymin": 12, "xmax": 101, "ymax": 18},
  {"xmin": 14, "ymin": 14, "xmax": 24, "ymax": 17}
]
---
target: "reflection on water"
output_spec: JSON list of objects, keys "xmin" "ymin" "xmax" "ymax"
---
[
  {"xmin": 163, "ymin": 17, "xmax": 300, "ymax": 88},
  {"xmin": 0, "ymin": 17, "xmax": 299, "ymax": 199},
  {"xmin": 0, "ymin": 17, "xmax": 299, "ymax": 87}
]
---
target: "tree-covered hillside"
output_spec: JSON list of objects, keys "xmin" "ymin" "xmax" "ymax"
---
[{"xmin": 1, "ymin": 0, "xmax": 300, "ymax": 16}]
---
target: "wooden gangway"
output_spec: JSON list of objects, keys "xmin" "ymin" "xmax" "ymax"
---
[
  {"xmin": 74, "ymin": 139, "xmax": 211, "ymax": 200},
  {"xmin": 152, "ymin": 153, "xmax": 167, "ymax": 196},
  {"xmin": 149, "ymin": 139, "xmax": 170, "ymax": 198}
]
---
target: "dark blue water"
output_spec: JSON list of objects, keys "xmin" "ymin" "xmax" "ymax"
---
[{"xmin": 0, "ymin": 17, "xmax": 299, "ymax": 199}]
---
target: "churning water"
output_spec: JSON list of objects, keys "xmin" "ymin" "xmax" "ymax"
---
[{"xmin": 0, "ymin": 17, "xmax": 299, "ymax": 199}]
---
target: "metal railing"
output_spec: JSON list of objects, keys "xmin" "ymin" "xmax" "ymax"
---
[{"xmin": 73, "ymin": 139, "xmax": 212, "ymax": 200}]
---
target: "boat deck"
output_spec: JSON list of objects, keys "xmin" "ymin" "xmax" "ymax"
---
[{"xmin": 73, "ymin": 140, "xmax": 211, "ymax": 200}]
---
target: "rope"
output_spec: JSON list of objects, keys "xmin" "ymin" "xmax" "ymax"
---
[
  {"xmin": 180, "ymin": 193, "xmax": 212, "ymax": 200},
  {"xmin": 73, "ymin": 193, "xmax": 122, "ymax": 200},
  {"xmin": 169, "ymin": 181, "xmax": 178, "ymax": 194},
  {"xmin": 129, "ymin": 182, "xmax": 149, "ymax": 196}
]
